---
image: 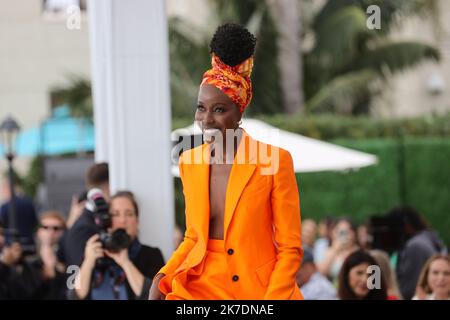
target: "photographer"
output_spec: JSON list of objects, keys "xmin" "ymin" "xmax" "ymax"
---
[
  {"xmin": 0, "ymin": 211, "xmax": 67, "ymax": 299},
  {"xmin": 70, "ymin": 191, "xmax": 164, "ymax": 300},
  {"xmin": 63, "ymin": 163, "xmax": 110, "ymax": 267},
  {"xmin": 0, "ymin": 241, "xmax": 25, "ymax": 299}
]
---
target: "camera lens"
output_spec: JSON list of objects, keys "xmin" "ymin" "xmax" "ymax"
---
[{"xmin": 103, "ymin": 228, "xmax": 131, "ymax": 252}]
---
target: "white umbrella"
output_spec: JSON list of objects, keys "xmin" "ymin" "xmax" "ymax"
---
[{"xmin": 171, "ymin": 118, "xmax": 378, "ymax": 175}]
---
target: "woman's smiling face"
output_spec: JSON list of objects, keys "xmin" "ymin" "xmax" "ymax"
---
[
  {"xmin": 427, "ymin": 258, "xmax": 450, "ymax": 298},
  {"xmin": 349, "ymin": 262, "xmax": 370, "ymax": 299},
  {"xmin": 195, "ymin": 84, "xmax": 242, "ymax": 143}
]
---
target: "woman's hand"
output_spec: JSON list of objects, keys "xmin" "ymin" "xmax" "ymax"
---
[
  {"xmin": 148, "ymin": 273, "xmax": 166, "ymax": 300},
  {"xmin": 66, "ymin": 195, "xmax": 85, "ymax": 229},
  {"xmin": 105, "ymin": 248, "xmax": 145, "ymax": 297},
  {"xmin": 331, "ymin": 233, "xmax": 352, "ymax": 253},
  {"xmin": 40, "ymin": 244, "xmax": 57, "ymax": 279},
  {"xmin": 84, "ymin": 234, "xmax": 104, "ymax": 269},
  {"xmin": 0, "ymin": 242, "xmax": 22, "ymax": 266},
  {"xmin": 75, "ymin": 234, "xmax": 103, "ymax": 300},
  {"xmin": 104, "ymin": 248, "xmax": 130, "ymax": 268}
]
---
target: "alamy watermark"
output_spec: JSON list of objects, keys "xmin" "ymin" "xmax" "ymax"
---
[
  {"xmin": 367, "ymin": 265, "xmax": 381, "ymax": 290},
  {"xmin": 66, "ymin": 265, "xmax": 80, "ymax": 290},
  {"xmin": 171, "ymin": 126, "xmax": 281, "ymax": 175},
  {"xmin": 367, "ymin": 5, "xmax": 381, "ymax": 30},
  {"xmin": 66, "ymin": 5, "xmax": 81, "ymax": 30}
]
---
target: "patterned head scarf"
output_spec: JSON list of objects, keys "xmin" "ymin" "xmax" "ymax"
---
[{"xmin": 201, "ymin": 54, "xmax": 254, "ymax": 113}]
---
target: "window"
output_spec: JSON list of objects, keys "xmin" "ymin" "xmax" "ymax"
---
[{"xmin": 43, "ymin": 0, "xmax": 86, "ymax": 13}]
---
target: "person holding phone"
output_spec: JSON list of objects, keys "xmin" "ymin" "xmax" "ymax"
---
[{"xmin": 318, "ymin": 217, "xmax": 359, "ymax": 282}]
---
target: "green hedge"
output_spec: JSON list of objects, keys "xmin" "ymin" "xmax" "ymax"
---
[
  {"xmin": 297, "ymin": 137, "xmax": 450, "ymax": 246},
  {"xmin": 172, "ymin": 112, "xmax": 450, "ymax": 140},
  {"xmin": 258, "ymin": 113, "xmax": 450, "ymax": 140},
  {"xmin": 174, "ymin": 137, "xmax": 450, "ymax": 246}
]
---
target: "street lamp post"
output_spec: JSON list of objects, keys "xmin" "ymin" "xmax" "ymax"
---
[{"xmin": 0, "ymin": 116, "xmax": 21, "ymax": 243}]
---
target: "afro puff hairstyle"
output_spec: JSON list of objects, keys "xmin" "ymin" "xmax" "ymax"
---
[{"xmin": 209, "ymin": 23, "xmax": 257, "ymax": 67}]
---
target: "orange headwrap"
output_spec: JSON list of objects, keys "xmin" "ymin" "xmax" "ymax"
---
[{"xmin": 201, "ymin": 54, "xmax": 254, "ymax": 113}]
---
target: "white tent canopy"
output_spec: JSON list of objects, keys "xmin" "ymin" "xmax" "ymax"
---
[{"xmin": 171, "ymin": 118, "xmax": 378, "ymax": 175}]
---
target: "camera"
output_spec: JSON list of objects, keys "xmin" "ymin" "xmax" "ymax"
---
[{"xmin": 86, "ymin": 189, "xmax": 131, "ymax": 254}]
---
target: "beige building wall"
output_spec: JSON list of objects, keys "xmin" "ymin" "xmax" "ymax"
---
[
  {"xmin": 1, "ymin": 0, "xmax": 448, "ymax": 174},
  {"xmin": 372, "ymin": 0, "xmax": 450, "ymax": 118},
  {"xmin": 167, "ymin": 0, "xmax": 209, "ymax": 28},
  {"xmin": 0, "ymin": 0, "xmax": 90, "ymax": 179},
  {"xmin": 0, "ymin": 0, "xmax": 91, "ymax": 130},
  {"xmin": 0, "ymin": 0, "xmax": 207, "ymax": 138},
  {"xmin": 0, "ymin": 0, "xmax": 208, "ymax": 190}
]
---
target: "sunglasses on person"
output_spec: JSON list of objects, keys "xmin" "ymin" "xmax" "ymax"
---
[{"xmin": 40, "ymin": 225, "xmax": 64, "ymax": 232}]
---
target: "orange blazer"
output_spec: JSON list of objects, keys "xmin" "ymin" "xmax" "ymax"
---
[{"xmin": 159, "ymin": 130, "xmax": 303, "ymax": 299}]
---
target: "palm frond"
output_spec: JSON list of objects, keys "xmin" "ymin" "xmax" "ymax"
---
[
  {"xmin": 313, "ymin": 6, "xmax": 368, "ymax": 69},
  {"xmin": 168, "ymin": 18, "xmax": 211, "ymax": 117},
  {"xmin": 314, "ymin": 0, "xmax": 439, "ymax": 35},
  {"xmin": 313, "ymin": 0, "xmax": 362, "ymax": 31},
  {"xmin": 306, "ymin": 69, "xmax": 377, "ymax": 113},
  {"xmin": 350, "ymin": 41, "xmax": 440, "ymax": 74},
  {"xmin": 169, "ymin": 1, "xmax": 282, "ymax": 116},
  {"xmin": 51, "ymin": 76, "xmax": 92, "ymax": 118},
  {"xmin": 361, "ymin": 0, "xmax": 440, "ymax": 33}
]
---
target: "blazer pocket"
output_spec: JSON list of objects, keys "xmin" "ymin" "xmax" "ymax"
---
[{"xmin": 255, "ymin": 258, "xmax": 276, "ymax": 287}]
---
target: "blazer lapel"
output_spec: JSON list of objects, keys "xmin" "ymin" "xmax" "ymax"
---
[
  {"xmin": 195, "ymin": 143, "xmax": 211, "ymax": 247},
  {"xmin": 223, "ymin": 130, "xmax": 257, "ymax": 239}
]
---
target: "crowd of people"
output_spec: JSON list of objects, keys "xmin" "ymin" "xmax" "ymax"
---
[
  {"xmin": 1, "ymin": 22, "xmax": 448, "ymax": 301},
  {"xmin": 297, "ymin": 211, "xmax": 449, "ymax": 300},
  {"xmin": 1, "ymin": 160, "xmax": 448, "ymax": 300},
  {"xmin": 0, "ymin": 163, "xmax": 165, "ymax": 300},
  {"xmin": 0, "ymin": 161, "xmax": 449, "ymax": 300}
]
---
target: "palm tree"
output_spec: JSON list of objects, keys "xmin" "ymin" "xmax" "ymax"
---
[
  {"xmin": 266, "ymin": 0, "xmax": 304, "ymax": 114},
  {"xmin": 304, "ymin": 0, "xmax": 441, "ymax": 115},
  {"xmin": 51, "ymin": 76, "xmax": 93, "ymax": 119},
  {"xmin": 169, "ymin": 0, "xmax": 282, "ymax": 117}
]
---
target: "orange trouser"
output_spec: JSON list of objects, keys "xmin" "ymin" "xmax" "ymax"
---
[{"xmin": 161, "ymin": 239, "xmax": 235, "ymax": 300}]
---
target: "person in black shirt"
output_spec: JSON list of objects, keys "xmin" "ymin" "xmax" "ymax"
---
[
  {"xmin": 0, "ymin": 179, "xmax": 38, "ymax": 252},
  {"xmin": 62, "ymin": 163, "xmax": 110, "ymax": 267},
  {"xmin": 69, "ymin": 191, "xmax": 164, "ymax": 300}
]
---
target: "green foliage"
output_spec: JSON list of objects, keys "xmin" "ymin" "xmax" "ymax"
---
[
  {"xmin": 169, "ymin": 0, "xmax": 282, "ymax": 117},
  {"xmin": 304, "ymin": 0, "xmax": 441, "ymax": 114},
  {"xmin": 306, "ymin": 70, "xmax": 377, "ymax": 113},
  {"xmin": 172, "ymin": 136, "xmax": 450, "ymax": 245},
  {"xmin": 313, "ymin": 0, "xmax": 438, "ymax": 37},
  {"xmin": 402, "ymin": 138, "xmax": 450, "ymax": 245},
  {"xmin": 174, "ymin": 177, "xmax": 186, "ymax": 231},
  {"xmin": 297, "ymin": 139, "xmax": 401, "ymax": 222},
  {"xmin": 255, "ymin": 112, "xmax": 450, "ymax": 140},
  {"xmin": 313, "ymin": 5, "xmax": 369, "ymax": 69},
  {"xmin": 350, "ymin": 41, "xmax": 440, "ymax": 74},
  {"xmin": 2, "ymin": 157, "xmax": 43, "ymax": 199},
  {"xmin": 21, "ymin": 156, "xmax": 44, "ymax": 199},
  {"xmin": 297, "ymin": 137, "xmax": 450, "ymax": 246},
  {"xmin": 51, "ymin": 76, "xmax": 93, "ymax": 119},
  {"xmin": 169, "ymin": 18, "xmax": 211, "ymax": 119}
]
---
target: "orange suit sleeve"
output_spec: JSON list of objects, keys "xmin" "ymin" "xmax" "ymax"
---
[
  {"xmin": 264, "ymin": 149, "xmax": 303, "ymax": 299},
  {"xmin": 158, "ymin": 156, "xmax": 196, "ymax": 276}
]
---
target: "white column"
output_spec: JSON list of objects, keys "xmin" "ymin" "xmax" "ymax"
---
[{"xmin": 87, "ymin": 0, "xmax": 174, "ymax": 259}]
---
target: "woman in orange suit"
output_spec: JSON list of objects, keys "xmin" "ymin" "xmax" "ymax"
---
[{"xmin": 149, "ymin": 23, "xmax": 303, "ymax": 300}]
